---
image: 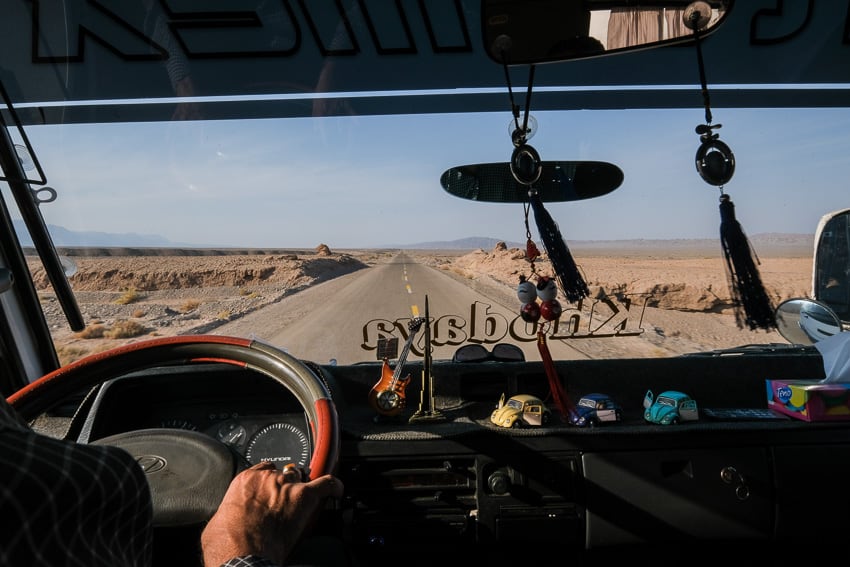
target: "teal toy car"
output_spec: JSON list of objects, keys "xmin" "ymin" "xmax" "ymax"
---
[{"xmin": 643, "ymin": 390, "xmax": 698, "ymax": 425}]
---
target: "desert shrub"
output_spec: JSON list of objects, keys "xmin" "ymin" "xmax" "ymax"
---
[
  {"xmin": 216, "ymin": 310, "xmax": 232, "ymax": 320},
  {"xmin": 55, "ymin": 345, "xmax": 90, "ymax": 366},
  {"xmin": 131, "ymin": 309, "xmax": 146, "ymax": 318},
  {"xmin": 114, "ymin": 288, "xmax": 141, "ymax": 305},
  {"xmin": 239, "ymin": 288, "xmax": 258, "ymax": 298},
  {"xmin": 104, "ymin": 319, "xmax": 148, "ymax": 339},
  {"xmin": 180, "ymin": 299, "xmax": 201, "ymax": 312},
  {"xmin": 76, "ymin": 324, "xmax": 107, "ymax": 339},
  {"xmin": 450, "ymin": 267, "xmax": 473, "ymax": 279},
  {"xmin": 56, "ymin": 342, "xmax": 117, "ymax": 365}
]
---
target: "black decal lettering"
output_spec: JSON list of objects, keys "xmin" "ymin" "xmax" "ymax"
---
[
  {"xmin": 33, "ymin": 0, "xmax": 163, "ymax": 63},
  {"xmin": 751, "ymin": 0, "xmax": 813, "ymax": 46},
  {"xmin": 469, "ymin": 301, "xmax": 509, "ymax": 342},
  {"xmin": 418, "ymin": 0, "xmax": 472, "ymax": 54},
  {"xmin": 431, "ymin": 315, "xmax": 468, "ymax": 347},
  {"xmin": 846, "ymin": 2, "xmax": 850, "ymax": 46},
  {"xmin": 393, "ymin": 319, "xmax": 420, "ymax": 356},
  {"xmin": 550, "ymin": 312, "xmax": 581, "ymax": 339},
  {"xmin": 586, "ymin": 296, "xmax": 627, "ymax": 334},
  {"xmin": 610, "ymin": 295, "xmax": 648, "ymax": 335},
  {"xmin": 299, "ymin": 0, "xmax": 358, "ymax": 56},
  {"xmin": 358, "ymin": 0, "xmax": 416, "ymax": 55},
  {"xmin": 361, "ymin": 318, "xmax": 396, "ymax": 350},
  {"xmin": 508, "ymin": 316, "xmax": 538, "ymax": 342},
  {"xmin": 594, "ymin": 296, "xmax": 631, "ymax": 333},
  {"xmin": 165, "ymin": 0, "xmax": 300, "ymax": 58}
]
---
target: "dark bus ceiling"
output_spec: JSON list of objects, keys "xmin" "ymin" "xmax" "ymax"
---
[{"xmin": 1, "ymin": 1, "xmax": 849, "ymax": 125}]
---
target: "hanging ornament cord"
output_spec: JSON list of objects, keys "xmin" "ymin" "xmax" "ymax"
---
[
  {"xmin": 502, "ymin": 58, "xmax": 590, "ymax": 305},
  {"xmin": 688, "ymin": 9, "xmax": 775, "ymax": 330},
  {"xmin": 523, "ymin": 202, "xmax": 541, "ymax": 276},
  {"xmin": 501, "ymin": 53, "xmax": 535, "ymax": 146},
  {"xmin": 536, "ymin": 329, "xmax": 576, "ymax": 423}
]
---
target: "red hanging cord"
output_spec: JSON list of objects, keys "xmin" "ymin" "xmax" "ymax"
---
[{"xmin": 536, "ymin": 330, "xmax": 576, "ymax": 422}]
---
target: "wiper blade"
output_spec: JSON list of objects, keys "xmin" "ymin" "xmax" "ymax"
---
[
  {"xmin": 0, "ymin": 82, "xmax": 84, "ymax": 331},
  {"xmin": 681, "ymin": 343, "xmax": 819, "ymax": 357}
]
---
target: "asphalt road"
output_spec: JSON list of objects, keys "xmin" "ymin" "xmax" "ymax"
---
[{"xmin": 215, "ymin": 252, "xmax": 592, "ymax": 365}]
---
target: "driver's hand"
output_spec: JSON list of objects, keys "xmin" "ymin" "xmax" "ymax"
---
[{"xmin": 201, "ymin": 461, "xmax": 344, "ymax": 567}]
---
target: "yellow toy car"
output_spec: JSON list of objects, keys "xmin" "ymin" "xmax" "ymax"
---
[{"xmin": 490, "ymin": 394, "xmax": 552, "ymax": 428}]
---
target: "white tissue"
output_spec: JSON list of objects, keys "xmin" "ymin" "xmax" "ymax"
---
[{"xmin": 816, "ymin": 333, "xmax": 850, "ymax": 383}]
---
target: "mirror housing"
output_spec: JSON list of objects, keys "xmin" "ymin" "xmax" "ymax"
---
[
  {"xmin": 776, "ymin": 298, "xmax": 843, "ymax": 346},
  {"xmin": 441, "ymin": 161, "xmax": 623, "ymax": 203},
  {"xmin": 813, "ymin": 208, "xmax": 850, "ymax": 324},
  {"xmin": 481, "ymin": 0, "xmax": 732, "ymax": 66}
]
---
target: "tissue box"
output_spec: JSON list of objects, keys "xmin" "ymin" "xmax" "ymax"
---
[{"xmin": 766, "ymin": 379, "xmax": 850, "ymax": 422}]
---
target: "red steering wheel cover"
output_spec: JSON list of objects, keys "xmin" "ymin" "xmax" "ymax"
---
[
  {"xmin": 7, "ymin": 335, "xmax": 339, "ymax": 479},
  {"xmin": 309, "ymin": 398, "xmax": 338, "ymax": 479}
]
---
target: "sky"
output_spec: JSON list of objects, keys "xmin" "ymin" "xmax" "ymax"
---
[{"xmin": 12, "ymin": 104, "xmax": 850, "ymax": 249}]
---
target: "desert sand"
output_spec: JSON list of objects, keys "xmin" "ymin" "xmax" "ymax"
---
[{"xmin": 29, "ymin": 242, "xmax": 814, "ymax": 365}]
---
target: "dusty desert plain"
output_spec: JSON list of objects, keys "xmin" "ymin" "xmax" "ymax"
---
[{"xmin": 28, "ymin": 238, "xmax": 815, "ymax": 365}]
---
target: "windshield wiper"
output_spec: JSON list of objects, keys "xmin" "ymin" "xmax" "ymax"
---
[
  {"xmin": 0, "ymin": 81, "xmax": 84, "ymax": 331},
  {"xmin": 681, "ymin": 343, "xmax": 819, "ymax": 357}
]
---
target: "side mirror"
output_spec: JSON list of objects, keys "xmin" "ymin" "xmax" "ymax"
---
[
  {"xmin": 481, "ymin": 0, "xmax": 733, "ymax": 66},
  {"xmin": 775, "ymin": 298, "xmax": 843, "ymax": 346},
  {"xmin": 813, "ymin": 208, "xmax": 850, "ymax": 324}
]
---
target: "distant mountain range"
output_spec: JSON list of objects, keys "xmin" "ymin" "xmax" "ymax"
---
[
  {"xmin": 392, "ymin": 234, "xmax": 815, "ymax": 252},
  {"xmin": 14, "ymin": 220, "xmax": 181, "ymax": 248},
  {"xmin": 15, "ymin": 221, "xmax": 813, "ymax": 253},
  {"xmin": 391, "ymin": 236, "xmax": 526, "ymax": 250}
]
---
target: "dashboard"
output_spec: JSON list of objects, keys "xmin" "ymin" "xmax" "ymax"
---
[{"xmin": 62, "ymin": 351, "xmax": 850, "ymax": 565}]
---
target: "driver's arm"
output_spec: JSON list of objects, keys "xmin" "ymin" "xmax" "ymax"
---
[{"xmin": 201, "ymin": 462, "xmax": 344, "ymax": 567}]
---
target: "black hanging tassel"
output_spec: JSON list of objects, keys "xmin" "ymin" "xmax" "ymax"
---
[
  {"xmin": 719, "ymin": 193, "xmax": 776, "ymax": 330},
  {"xmin": 529, "ymin": 192, "xmax": 589, "ymax": 303}
]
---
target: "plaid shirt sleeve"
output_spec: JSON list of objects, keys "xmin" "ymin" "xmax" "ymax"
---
[
  {"xmin": 222, "ymin": 556, "xmax": 280, "ymax": 567},
  {"xmin": 0, "ymin": 397, "xmax": 153, "ymax": 567}
]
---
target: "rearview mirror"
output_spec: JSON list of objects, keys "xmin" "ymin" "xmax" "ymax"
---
[
  {"xmin": 482, "ymin": 0, "xmax": 732, "ymax": 66},
  {"xmin": 440, "ymin": 161, "xmax": 623, "ymax": 203}
]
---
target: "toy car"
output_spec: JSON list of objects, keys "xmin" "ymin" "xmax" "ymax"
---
[
  {"xmin": 570, "ymin": 393, "xmax": 623, "ymax": 427},
  {"xmin": 490, "ymin": 394, "xmax": 552, "ymax": 428},
  {"xmin": 643, "ymin": 390, "xmax": 699, "ymax": 425}
]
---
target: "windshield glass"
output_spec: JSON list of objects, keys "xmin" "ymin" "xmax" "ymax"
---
[
  {"xmin": 4, "ymin": 0, "xmax": 849, "ymax": 369},
  {"xmin": 10, "ymin": 106, "xmax": 847, "ymax": 366}
]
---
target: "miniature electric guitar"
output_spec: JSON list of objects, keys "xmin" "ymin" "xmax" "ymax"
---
[{"xmin": 368, "ymin": 318, "xmax": 424, "ymax": 416}]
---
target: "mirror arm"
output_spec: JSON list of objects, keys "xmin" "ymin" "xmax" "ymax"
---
[
  {"xmin": 687, "ymin": 9, "xmax": 712, "ymax": 125},
  {"xmin": 519, "ymin": 65, "xmax": 536, "ymax": 146},
  {"xmin": 502, "ymin": 61, "xmax": 537, "ymax": 147},
  {"xmin": 0, "ymin": 82, "xmax": 85, "ymax": 332}
]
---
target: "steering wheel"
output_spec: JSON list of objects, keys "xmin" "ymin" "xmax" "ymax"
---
[{"xmin": 7, "ymin": 335, "xmax": 340, "ymax": 527}]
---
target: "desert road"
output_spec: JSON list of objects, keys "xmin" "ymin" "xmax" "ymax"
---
[{"xmin": 215, "ymin": 252, "xmax": 594, "ymax": 365}]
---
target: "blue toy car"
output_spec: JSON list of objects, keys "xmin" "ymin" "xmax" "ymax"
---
[
  {"xmin": 643, "ymin": 390, "xmax": 699, "ymax": 425},
  {"xmin": 570, "ymin": 393, "xmax": 623, "ymax": 427}
]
